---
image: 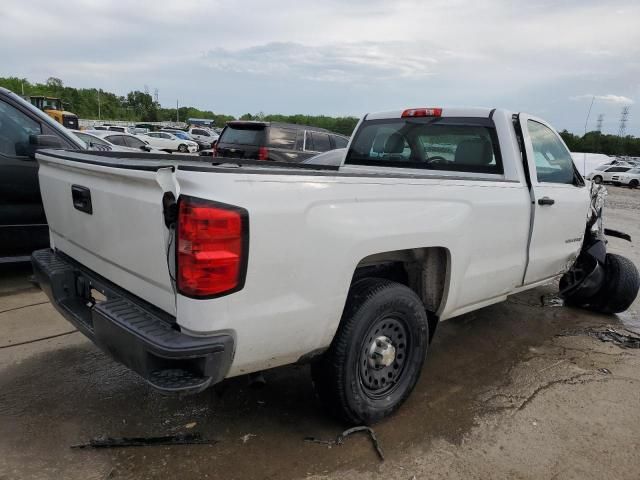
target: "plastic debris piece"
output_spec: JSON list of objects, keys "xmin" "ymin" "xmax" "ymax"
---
[{"xmin": 70, "ymin": 432, "xmax": 214, "ymax": 449}]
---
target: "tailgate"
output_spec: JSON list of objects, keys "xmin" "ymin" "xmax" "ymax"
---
[{"xmin": 37, "ymin": 151, "xmax": 177, "ymax": 315}]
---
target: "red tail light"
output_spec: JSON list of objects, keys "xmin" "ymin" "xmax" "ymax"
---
[
  {"xmin": 212, "ymin": 142, "xmax": 218, "ymax": 157},
  {"xmin": 401, "ymin": 108, "xmax": 442, "ymax": 118},
  {"xmin": 258, "ymin": 146, "xmax": 269, "ymax": 160},
  {"xmin": 177, "ymin": 196, "xmax": 249, "ymax": 298}
]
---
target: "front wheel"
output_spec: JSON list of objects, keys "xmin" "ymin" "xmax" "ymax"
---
[
  {"xmin": 588, "ymin": 254, "xmax": 639, "ymax": 314},
  {"xmin": 629, "ymin": 179, "xmax": 639, "ymax": 189},
  {"xmin": 312, "ymin": 278, "xmax": 429, "ymax": 424},
  {"xmin": 178, "ymin": 144, "xmax": 188, "ymax": 153}
]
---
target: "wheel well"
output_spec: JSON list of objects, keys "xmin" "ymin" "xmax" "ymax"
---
[{"xmin": 352, "ymin": 247, "xmax": 449, "ymax": 341}]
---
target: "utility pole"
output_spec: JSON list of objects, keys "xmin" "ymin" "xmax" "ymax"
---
[
  {"xmin": 618, "ymin": 106, "xmax": 630, "ymax": 137},
  {"xmin": 21, "ymin": 81, "xmax": 24, "ymax": 96},
  {"xmin": 593, "ymin": 113, "xmax": 604, "ymax": 154},
  {"xmin": 617, "ymin": 106, "xmax": 630, "ymax": 156},
  {"xmin": 176, "ymin": 99, "xmax": 179, "ymax": 123},
  {"xmin": 97, "ymin": 89, "xmax": 101, "ymax": 120}
]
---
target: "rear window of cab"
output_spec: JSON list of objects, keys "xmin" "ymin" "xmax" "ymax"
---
[{"xmin": 346, "ymin": 117, "xmax": 503, "ymax": 175}]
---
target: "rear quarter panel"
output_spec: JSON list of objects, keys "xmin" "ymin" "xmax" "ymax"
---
[{"xmin": 175, "ymin": 169, "xmax": 530, "ymax": 376}]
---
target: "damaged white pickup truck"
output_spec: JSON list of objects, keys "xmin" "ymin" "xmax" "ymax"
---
[{"xmin": 32, "ymin": 107, "xmax": 639, "ymax": 424}]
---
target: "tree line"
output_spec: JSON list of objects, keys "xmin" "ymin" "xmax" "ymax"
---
[
  {"xmin": 559, "ymin": 130, "xmax": 640, "ymax": 157},
  {"xmin": 0, "ymin": 76, "xmax": 358, "ymax": 136},
  {"xmin": 2, "ymin": 77, "xmax": 637, "ymax": 149}
]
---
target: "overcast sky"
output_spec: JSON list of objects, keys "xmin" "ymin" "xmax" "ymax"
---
[{"xmin": 1, "ymin": 0, "xmax": 639, "ymax": 135}]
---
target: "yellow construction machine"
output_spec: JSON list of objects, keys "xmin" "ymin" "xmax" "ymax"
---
[{"xmin": 26, "ymin": 96, "xmax": 79, "ymax": 129}]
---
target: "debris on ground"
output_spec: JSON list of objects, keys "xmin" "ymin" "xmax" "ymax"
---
[
  {"xmin": 305, "ymin": 426, "xmax": 385, "ymax": 462},
  {"xmin": 241, "ymin": 433, "xmax": 256, "ymax": 444},
  {"xmin": 557, "ymin": 327, "xmax": 640, "ymax": 349},
  {"xmin": 70, "ymin": 433, "xmax": 214, "ymax": 449},
  {"xmin": 588, "ymin": 328, "xmax": 640, "ymax": 349},
  {"xmin": 540, "ymin": 294, "xmax": 564, "ymax": 307},
  {"xmin": 184, "ymin": 422, "xmax": 197, "ymax": 429}
]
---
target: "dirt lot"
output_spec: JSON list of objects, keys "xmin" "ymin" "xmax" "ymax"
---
[{"xmin": 1, "ymin": 187, "xmax": 639, "ymax": 480}]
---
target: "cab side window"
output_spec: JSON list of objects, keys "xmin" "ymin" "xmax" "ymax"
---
[
  {"xmin": 311, "ymin": 132, "xmax": 331, "ymax": 152},
  {"xmin": 332, "ymin": 135, "xmax": 348, "ymax": 148},
  {"xmin": 0, "ymin": 101, "xmax": 42, "ymax": 157},
  {"xmin": 527, "ymin": 120, "xmax": 577, "ymax": 184}
]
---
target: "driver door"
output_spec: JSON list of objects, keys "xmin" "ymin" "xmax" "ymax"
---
[{"xmin": 518, "ymin": 114, "xmax": 591, "ymax": 285}]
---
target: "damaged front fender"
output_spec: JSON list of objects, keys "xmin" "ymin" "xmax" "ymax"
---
[{"xmin": 560, "ymin": 183, "xmax": 639, "ymax": 312}]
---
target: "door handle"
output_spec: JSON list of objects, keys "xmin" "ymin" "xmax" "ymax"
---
[
  {"xmin": 538, "ymin": 196, "xmax": 555, "ymax": 206},
  {"xmin": 72, "ymin": 185, "xmax": 93, "ymax": 214}
]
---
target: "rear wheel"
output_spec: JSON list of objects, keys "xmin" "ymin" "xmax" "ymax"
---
[
  {"xmin": 311, "ymin": 278, "xmax": 429, "ymax": 424},
  {"xmin": 178, "ymin": 144, "xmax": 188, "ymax": 153},
  {"xmin": 592, "ymin": 175, "xmax": 603, "ymax": 184},
  {"xmin": 587, "ymin": 254, "xmax": 639, "ymax": 314},
  {"xmin": 629, "ymin": 179, "xmax": 639, "ymax": 189}
]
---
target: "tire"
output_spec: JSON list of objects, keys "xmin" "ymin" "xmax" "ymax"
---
[
  {"xmin": 588, "ymin": 254, "xmax": 639, "ymax": 314},
  {"xmin": 311, "ymin": 278, "xmax": 429, "ymax": 425},
  {"xmin": 178, "ymin": 144, "xmax": 188, "ymax": 153},
  {"xmin": 629, "ymin": 179, "xmax": 639, "ymax": 189}
]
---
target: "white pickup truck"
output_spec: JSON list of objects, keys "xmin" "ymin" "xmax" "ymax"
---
[{"xmin": 32, "ymin": 107, "xmax": 639, "ymax": 424}]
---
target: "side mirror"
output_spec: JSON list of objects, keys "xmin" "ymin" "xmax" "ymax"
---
[
  {"xmin": 141, "ymin": 145, "xmax": 153, "ymax": 152},
  {"xmin": 27, "ymin": 134, "xmax": 64, "ymax": 159}
]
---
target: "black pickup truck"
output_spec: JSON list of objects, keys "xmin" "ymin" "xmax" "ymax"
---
[{"xmin": 0, "ymin": 87, "xmax": 85, "ymax": 262}]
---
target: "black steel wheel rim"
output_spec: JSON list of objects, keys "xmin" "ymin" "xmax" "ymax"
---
[{"xmin": 358, "ymin": 315, "xmax": 411, "ymax": 399}]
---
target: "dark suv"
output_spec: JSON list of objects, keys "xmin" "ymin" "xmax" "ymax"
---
[
  {"xmin": 0, "ymin": 88, "xmax": 85, "ymax": 262},
  {"xmin": 215, "ymin": 122, "xmax": 349, "ymax": 162}
]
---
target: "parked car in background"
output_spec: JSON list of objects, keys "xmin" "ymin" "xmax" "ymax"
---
[
  {"xmin": 143, "ymin": 131, "xmax": 198, "ymax": 153},
  {"xmin": 617, "ymin": 167, "xmax": 640, "ymax": 188},
  {"xmin": 73, "ymin": 130, "xmax": 167, "ymax": 154},
  {"xmin": 163, "ymin": 129, "xmax": 206, "ymax": 151},
  {"xmin": 585, "ymin": 165, "xmax": 633, "ymax": 184},
  {"xmin": 72, "ymin": 131, "xmax": 117, "ymax": 150},
  {"xmin": 188, "ymin": 127, "xmax": 219, "ymax": 148},
  {"xmin": 215, "ymin": 121, "xmax": 349, "ymax": 162},
  {"xmin": 92, "ymin": 125, "xmax": 128, "ymax": 132},
  {"xmin": 129, "ymin": 127, "xmax": 150, "ymax": 135},
  {"xmin": 0, "ymin": 87, "xmax": 85, "ymax": 262}
]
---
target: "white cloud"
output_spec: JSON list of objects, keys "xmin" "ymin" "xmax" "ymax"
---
[
  {"xmin": 0, "ymin": 0, "xmax": 638, "ymax": 134},
  {"xmin": 203, "ymin": 42, "xmax": 438, "ymax": 82},
  {"xmin": 570, "ymin": 94, "xmax": 634, "ymax": 105}
]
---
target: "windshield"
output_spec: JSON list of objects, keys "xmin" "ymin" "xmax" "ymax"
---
[{"xmin": 346, "ymin": 118, "xmax": 502, "ymax": 174}]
